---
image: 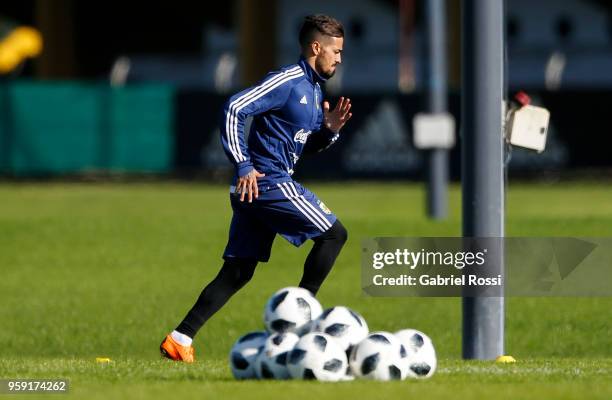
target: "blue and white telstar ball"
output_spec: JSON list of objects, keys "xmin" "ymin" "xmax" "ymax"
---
[
  {"xmin": 263, "ymin": 287, "xmax": 323, "ymax": 334},
  {"xmin": 229, "ymin": 331, "xmax": 268, "ymax": 379},
  {"xmin": 395, "ymin": 329, "xmax": 437, "ymax": 379},
  {"xmin": 254, "ymin": 332, "xmax": 300, "ymax": 379},
  {"xmin": 286, "ymin": 332, "xmax": 348, "ymax": 381},
  {"xmin": 349, "ymin": 331, "xmax": 408, "ymax": 381},
  {"xmin": 315, "ymin": 306, "xmax": 369, "ymax": 354}
]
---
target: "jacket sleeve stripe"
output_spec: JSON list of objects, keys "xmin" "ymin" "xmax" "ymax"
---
[
  {"xmin": 227, "ymin": 66, "xmax": 303, "ymax": 162},
  {"xmin": 225, "ymin": 66, "xmax": 301, "ymax": 162},
  {"xmin": 225, "ymin": 66, "xmax": 304, "ymax": 163}
]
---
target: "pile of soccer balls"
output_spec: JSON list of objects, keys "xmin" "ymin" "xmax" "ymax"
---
[{"xmin": 229, "ymin": 287, "xmax": 437, "ymax": 382}]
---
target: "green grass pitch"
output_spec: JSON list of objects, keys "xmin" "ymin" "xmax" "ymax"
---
[{"xmin": 1, "ymin": 182, "xmax": 611, "ymax": 399}]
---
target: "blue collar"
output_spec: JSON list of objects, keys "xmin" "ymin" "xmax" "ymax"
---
[{"xmin": 298, "ymin": 57, "xmax": 327, "ymax": 85}]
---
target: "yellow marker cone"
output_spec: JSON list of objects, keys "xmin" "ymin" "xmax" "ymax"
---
[
  {"xmin": 95, "ymin": 357, "xmax": 112, "ymax": 363},
  {"xmin": 495, "ymin": 355, "xmax": 516, "ymax": 363},
  {"xmin": 0, "ymin": 44, "xmax": 21, "ymax": 74},
  {"xmin": 12, "ymin": 27, "xmax": 43, "ymax": 58}
]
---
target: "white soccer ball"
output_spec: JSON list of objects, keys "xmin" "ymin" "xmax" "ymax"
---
[
  {"xmin": 264, "ymin": 287, "xmax": 323, "ymax": 334},
  {"xmin": 395, "ymin": 329, "xmax": 437, "ymax": 379},
  {"xmin": 286, "ymin": 332, "xmax": 348, "ymax": 381},
  {"xmin": 315, "ymin": 306, "xmax": 369, "ymax": 353},
  {"xmin": 254, "ymin": 332, "xmax": 300, "ymax": 379},
  {"xmin": 229, "ymin": 331, "xmax": 268, "ymax": 379},
  {"xmin": 349, "ymin": 331, "xmax": 408, "ymax": 381}
]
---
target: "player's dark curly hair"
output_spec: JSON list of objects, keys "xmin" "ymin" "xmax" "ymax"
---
[{"xmin": 299, "ymin": 14, "xmax": 344, "ymax": 49}]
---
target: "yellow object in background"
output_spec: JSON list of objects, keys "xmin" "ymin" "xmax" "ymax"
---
[
  {"xmin": 95, "ymin": 357, "xmax": 112, "ymax": 363},
  {"xmin": 11, "ymin": 26, "xmax": 43, "ymax": 57},
  {"xmin": 0, "ymin": 43, "xmax": 21, "ymax": 73},
  {"xmin": 0, "ymin": 25, "xmax": 43, "ymax": 74},
  {"xmin": 495, "ymin": 355, "xmax": 517, "ymax": 364}
]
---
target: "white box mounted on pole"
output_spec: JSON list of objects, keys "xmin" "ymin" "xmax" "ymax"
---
[
  {"xmin": 506, "ymin": 105, "xmax": 550, "ymax": 153},
  {"xmin": 413, "ymin": 112, "xmax": 456, "ymax": 149}
]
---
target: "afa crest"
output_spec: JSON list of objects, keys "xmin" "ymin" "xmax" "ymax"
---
[{"xmin": 318, "ymin": 200, "xmax": 332, "ymax": 215}]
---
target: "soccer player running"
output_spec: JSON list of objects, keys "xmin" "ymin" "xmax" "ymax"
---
[{"xmin": 161, "ymin": 14, "xmax": 352, "ymax": 362}]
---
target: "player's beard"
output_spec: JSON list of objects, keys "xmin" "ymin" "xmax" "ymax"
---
[
  {"xmin": 320, "ymin": 68, "xmax": 336, "ymax": 79},
  {"xmin": 316, "ymin": 58, "xmax": 336, "ymax": 79}
]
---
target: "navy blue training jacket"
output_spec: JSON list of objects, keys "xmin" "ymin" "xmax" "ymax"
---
[{"xmin": 220, "ymin": 57, "xmax": 340, "ymax": 190}]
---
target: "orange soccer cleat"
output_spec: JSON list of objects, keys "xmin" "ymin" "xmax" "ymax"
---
[{"xmin": 160, "ymin": 334, "xmax": 195, "ymax": 363}]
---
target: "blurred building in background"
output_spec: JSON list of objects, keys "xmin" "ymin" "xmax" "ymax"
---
[
  {"xmin": 1, "ymin": 0, "xmax": 611, "ymax": 178},
  {"xmin": 507, "ymin": 0, "xmax": 612, "ymax": 90}
]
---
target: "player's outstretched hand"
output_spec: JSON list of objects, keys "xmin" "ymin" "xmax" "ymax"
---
[
  {"xmin": 236, "ymin": 168, "xmax": 265, "ymax": 203},
  {"xmin": 323, "ymin": 97, "xmax": 352, "ymax": 133}
]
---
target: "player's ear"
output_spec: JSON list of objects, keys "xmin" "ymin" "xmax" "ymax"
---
[{"xmin": 311, "ymin": 41, "xmax": 321, "ymax": 56}]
